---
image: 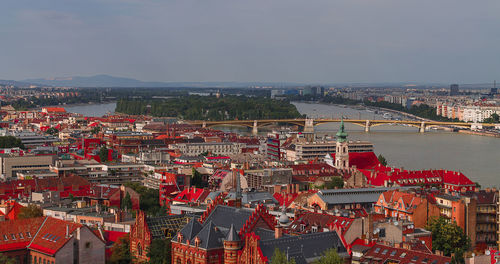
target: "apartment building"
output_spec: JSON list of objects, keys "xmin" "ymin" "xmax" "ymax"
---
[
  {"xmin": 50, "ymin": 159, "xmax": 144, "ymax": 184},
  {"xmin": 169, "ymin": 142, "xmax": 245, "ymax": 156},
  {"xmin": 0, "ymin": 154, "xmax": 57, "ymax": 179},
  {"xmin": 286, "ymin": 140, "xmax": 374, "ymax": 161}
]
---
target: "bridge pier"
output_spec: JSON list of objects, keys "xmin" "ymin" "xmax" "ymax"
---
[
  {"xmin": 252, "ymin": 120, "xmax": 258, "ymax": 134},
  {"xmin": 419, "ymin": 122, "xmax": 426, "ymax": 133},
  {"xmin": 365, "ymin": 120, "xmax": 371, "ymax": 132},
  {"xmin": 304, "ymin": 118, "xmax": 314, "ymax": 133},
  {"xmin": 202, "ymin": 121, "xmax": 206, "ymax": 128}
]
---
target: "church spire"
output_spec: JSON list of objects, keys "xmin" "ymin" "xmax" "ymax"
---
[{"xmin": 336, "ymin": 116, "xmax": 348, "ymax": 142}]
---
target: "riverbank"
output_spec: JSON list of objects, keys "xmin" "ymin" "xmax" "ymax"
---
[{"xmin": 458, "ymin": 129, "xmax": 500, "ymax": 138}]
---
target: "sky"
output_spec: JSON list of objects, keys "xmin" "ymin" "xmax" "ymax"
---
[{"xmin": 1, "ymin": 0, "xmax": 499, "ymax": 84}]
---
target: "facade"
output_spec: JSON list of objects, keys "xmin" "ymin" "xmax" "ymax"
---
[
  {"xmin": 169, "ymin": 142, "xmax": 245, "ymax": 156},
  {"xmin": 287, "ymin": 140, "xmax": 373, "ymax": 161},
  {"xmin": 374, "ymin": 190, "xmax": 440, "ymax": 228},
  {"xmin": 0, "ymin": 154, "xmax": 57, "ymax": 179},
  {"xmin": 245, "ymin": 168, "xmax": 292, "ymax": 190},
  {"xmin": 130, "ymin": 211, "xmax": 190, "ymax": 263},
  {"xmin": 434, "ymin": 193, "xmax": 477, "ymax": 247}
]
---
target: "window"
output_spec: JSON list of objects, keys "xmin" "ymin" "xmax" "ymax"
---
[
  {"xmin": 382, "ymin": 249, "xmax": 388, "ymax": 255},
  {"xmin": 374, "ymin": 248, "xmax": 381, "ymax": 253},
  {"xmin": 138, "ymin": 243, "xmax": 142, "ymax": 256},
  {"xmin": 390, "ymin": 250, "xmax": 396, "ymax": 256},
  {"xmin": 400, "ymin": 252, "xmax": 407, "ymax": 258}
]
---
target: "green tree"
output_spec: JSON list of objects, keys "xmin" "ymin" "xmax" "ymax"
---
[
  {"xmin": 99, "ymin": 146, "xmax": 109, "ymax": 162},
  {"xmin": 91, "ymin": 126, "xmax": 101, "ymax": 135},
  {"xmin": 124, "ymin": 182, "xmax": 161, "ymax": 216},
  {"xmin": 109, "ymin": 234, "xmax": 132, "ymax": 264},
  {"xmin": 191, "ymin": 168, "xmax": 205, "ymax": 188},
  {"xmin": 326, "ymin": 177, "xmax": 344, "ymax": 189},
  {"xmin": 147, "ymin": 239, "xmax": 171, "ymax": 264},
  {"xmin": 46, "ymin": 127, "xmax": 59, "ymax": 136},
  {"xmin": 377, "ymin": 154, "xmax": 388, "ymax": 166},
  {"xmin": 0, "ymin": 136, "xmax": 24, "ymax": 149},
  {"xmin": 18, "ymin": 204, "xmax": 43, "ymax": 219},
  {"xmin": 313, "ymin": 249, "xmax": 343, "ymax": 264},
  {"xmin": 121, "ymin": 192, "xmax": 133, "ymax": 211},
  {"xmin": 0, "ymin": 253, "xmax": 15, "ymax": 264},
  {"xmin": 483, "ymin": 113, "xmax": 499, "ymax": 123},
  {"xmin": 270, "ymin": 248, "xmax": 296, "ymax": 264},
  {"xmin": 427, "ymin": 217, "xmax": 470, "ymax": 262}
]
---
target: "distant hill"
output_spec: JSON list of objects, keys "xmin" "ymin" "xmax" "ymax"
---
[
  {"xmin": 22, "ymin": 75, "xmax": 303, "ymax": 88},
  {"xmin": 23, "ymin": 74, "xmax": 171, "ymax": 88},
  {"xmin": 0, "ymin": 79, "xmax": 41, "ymax": 87}
]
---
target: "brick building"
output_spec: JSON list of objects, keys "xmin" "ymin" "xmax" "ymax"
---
[
  {"xmin": 171, "ymin": 203, "xmax": 348, "ymax": 264},
  {"xmin": 129, "ymin": 210, "xmax": 190, "ymax": 263}
]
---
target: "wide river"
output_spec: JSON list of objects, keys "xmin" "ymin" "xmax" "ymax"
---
[{"xmin": 64, "ymin": 102, "xmax": 499, "ymax": 187}]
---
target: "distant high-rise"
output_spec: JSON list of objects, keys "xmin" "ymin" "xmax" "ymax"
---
[
  {"xmin": 490, "ymin": 80, "xmax": 497, "ymax": 95},
  {"xmin": 450, "ymin": 84, "xmax": 459, "ymax": 96}
]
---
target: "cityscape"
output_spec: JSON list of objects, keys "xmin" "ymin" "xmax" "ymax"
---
[{"xmin": 1, "ymin": 1, "xmax": 500, "ymax": 264}]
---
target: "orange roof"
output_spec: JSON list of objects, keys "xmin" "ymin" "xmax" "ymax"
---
[
  {"xmin": 0, "ymin": 217, "xmax": 45, "ymax": 252},
  {"xmin": 42, "ymin": 107, "xmax": 66, "ymax": 113},
  {"xmin": 28, "ymin": 217, "xmax": 82, "ymax": 256},
  {"xmin": 5, "ymin": 201, "xmax": 24, "ymax": 220}
]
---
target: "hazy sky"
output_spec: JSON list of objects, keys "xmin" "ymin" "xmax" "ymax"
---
[{"xmin": 1, "ymin": 0, "xmax": 499, "ymax": 83}]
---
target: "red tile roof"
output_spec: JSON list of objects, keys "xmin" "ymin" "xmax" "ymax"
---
[
  {"xmin": 28, "ymin": 217, "xmax": 82, "ymax": 256},
  {"xmin": 329, "ymin": 152, "xmax": 381, "ymax": 170},
  {"xmin": 361, "ymin": 243, "xmax": 451, "ymax": 263},
  {"xmin": 0, "ymin": 217, "xmax": 45, "ymax": 252}
]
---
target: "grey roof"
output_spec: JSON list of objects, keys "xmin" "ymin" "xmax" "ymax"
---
[
  {"xmin": 259, "ymin": 231, "xmax": 347, "ymax": 263},
  {"xmin": 317, "ymin": 187, "xmax": 413, "ymax": 206},
  {"xmin": 226, "ymin": 224, "xmax": 240, "ymax": 242},
  {"xmin": 203, "ymin": 205, "xmax": 253, "ymax": 231},
  {"xmin": 226, "ymin": 191, "xmax": 279, "ymax": 205},
  {"xmin": 173, "ymin": 218, "xmax": 203, "ymax": 243},
  {"xmin": 190, "ymin": 221, "xmax": 226, "ymax": 249},
  {"xmin": 205, "ymin": 191, "xmax": 223, "ymax": 202}
]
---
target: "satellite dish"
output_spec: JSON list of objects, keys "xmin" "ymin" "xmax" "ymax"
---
[
  {"xmin": 394, "ymin": 221, "xmax": 399, "ymax": 226},
  {"xmin": 486, "ymin": 250, "xmax": 491, "ymax": 256}
]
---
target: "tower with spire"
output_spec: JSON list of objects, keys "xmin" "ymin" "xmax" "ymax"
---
[
  {"xmin": 335, "ymin": 117, "xmax": 349, "ymax": 170},
  {"xmin": 223, "ymin": 224, "xmax": 241, "ymax": 264}
]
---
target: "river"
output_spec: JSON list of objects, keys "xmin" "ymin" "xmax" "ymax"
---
[
  {"xmin": 64, "ymin": 102, "xmax": 116, "ymax": 117},
  {"xmin": 62, "ymin": 101, "xmax": 499, "ymax": 187}
]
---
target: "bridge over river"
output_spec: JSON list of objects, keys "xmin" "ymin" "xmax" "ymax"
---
[{"xmin": 188, "ymin": 118, "xmax": 500, "ymax": 134}]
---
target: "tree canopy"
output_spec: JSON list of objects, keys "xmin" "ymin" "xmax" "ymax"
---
[
  {"xmin": 0, "ymin": 136, "xmax": 24, "ymax": 149},
  {"xmin": 109, "ymin": 234, "xmax": 132, "ymax": 264},
  {"xmin": 270, "ymin": 248, "xmax": 296, "ymax": 264},
  {"xmin": 147, "ymin": 239, "xmax": 171, "ymax": 264},
  {"xmin": 427, "ymin": 217, "xmax": 470, "ymax": 263},
  {"xmin": 115, "ymin": 95, "xmax": 303, "ymax": 120},
  {"xmin": 18, "ymin": 204, "xmax": 43, "ymax": 219},
  {"xmin": 377, "ymin": 154, "xmax": 388, "ymax": 166},
  {"xmin": 124, "ymin": 182, "xmax": 162, "ymax": 216},
  {"xmin": 313, "ymin": 249, "xmax": 343, "ymax": 264}
]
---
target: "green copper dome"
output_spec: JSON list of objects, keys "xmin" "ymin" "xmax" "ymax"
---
[{"xmin": 336, "ymin": 117, "xmax": 348, "ymax": 142}]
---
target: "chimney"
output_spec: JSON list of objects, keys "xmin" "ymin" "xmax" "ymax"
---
[
  {"xmin": 275, "ymin": 226, "xmax": 283, "ymax": 239},
  {"xmin": 66, "ymin": 225, "xmax": 69, "ymax": 238}
]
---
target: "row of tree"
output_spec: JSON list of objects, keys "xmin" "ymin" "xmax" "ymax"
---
[
  {"xmin": 115, "ymin": 95, "xmax": 303, "ymax": 120},
  {"xmin": 0, "ymin": 136, "xmax": 25, "ymax": 149}
]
